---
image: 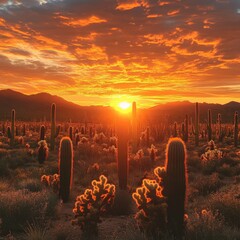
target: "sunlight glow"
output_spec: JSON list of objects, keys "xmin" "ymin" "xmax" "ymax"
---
[{"xmin": 116, "ymin": 101, "xmax": 131, "ymax": 113}]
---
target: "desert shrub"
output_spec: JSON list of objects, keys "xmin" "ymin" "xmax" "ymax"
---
[
  {"xmin": 217, "ymin": 164, "xmax": 236, "ymax": 177},
  {"xmin": 201, "ymin": 159, "xmax": 220, "ymax": 175},
  {"xmin": 0, "ymin": 189, "xmax": 58, "ymax": 234},
  {"xmin": 0, "ymin": 180, "xmax": 11, "ymax": 192},
  {"xmin": 72, "ymin": 175, "xmax": 115, "ymax": 237},
  {"xmin": 23, "ymin": 222, "xmax": 47, "ymax": 240},
  {"xmin": 192, "ymin": 173, "xmax": 223, "ymax": 196},
  {"xmin": 209, "ymin": 189, "xmax": 240, "ymax": 228},
  {"xmin": 16, "ymin": 179, "xmax": 42, "ymax": 192},
  {"xmin": 186, "ymin": 209, "xmax": 240, "ymax": 240},
  {"xmin": 132, "ymin": 179, "xmax": 167, "ymax": 237}
]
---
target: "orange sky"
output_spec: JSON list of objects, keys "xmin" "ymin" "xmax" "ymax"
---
[{"xmin": 0, "ymin": 0, "xmax": 240, "ymax": 108}]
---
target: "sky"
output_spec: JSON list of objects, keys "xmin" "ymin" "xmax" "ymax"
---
[{"xmin": 0, "ymin": 0, "xmax": 240, "ymax": 108}]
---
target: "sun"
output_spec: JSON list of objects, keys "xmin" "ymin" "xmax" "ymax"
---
[{"xmin": 117, "ymin": 101, "xmax": 131, "ymax": 113}]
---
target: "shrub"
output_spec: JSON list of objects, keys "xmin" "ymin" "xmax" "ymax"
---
[
  {"xmin": 209, "ymin": 188, "xmax": 240, "ymax": 228},
  {"xmin": 0, "ymin": 189, "xmax": 58, "ymax": 234},
  {"xmin": 186, "ymin": 209, "xmax": 240, "ymax": 240},
  {"xmin": 16, "ymin": 179, "xmax": 42, "ymax": 192},
  {"xmin": 72, "ymin": 175, "xmax": 115, "ymax": 237},
  {"xmin": 132, "ymin": 179, "xmax": 167, "ymax": 237},
  {"xmin": 23, "ymin": 222, "xmax": 47, "ymax": 240}
]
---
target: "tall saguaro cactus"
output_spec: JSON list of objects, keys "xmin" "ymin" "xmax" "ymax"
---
[
  {"xmin": 234, "ymin": 111, "xmax": 238, "ymax": 147},
  {"xmin": 217, "ymin": 113, "xmax": 223, "ymax": 142},
  {"xmin": 40, "ymin": 125, "xmax": 45, "ymax": 141},
  {"xmin": 195, "ymin": 102, "xmax": 199, "ymax": 146},
  {"xmin": 117, "ymin": 114, "xmax": 129, "ymax": 190},
  {"xmin": 132, "ymin": 101, "xmax": 137, "ymax": 153},
  {"xmin": 165, "ymin": 137, "xmax": 187, "ymax": 239},
  {"xmin": 59, "ymin": 137, "xmax": 73, "ymax": 203},
  {"xmin": 184, "ymin": 114, "xmax": 188, "ymax": 142},
  {"xmin": 207, "ymin": 109, "xmax": 212, "ymax": 141},
  {"xmin": 50, "ymin": 103, "xmax": 60, "ymax": 151}
]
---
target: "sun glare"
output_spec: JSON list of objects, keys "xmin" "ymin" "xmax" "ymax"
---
[{"xmin": 117, "ymin": 101, "xmax": 131, "ymax": 113}]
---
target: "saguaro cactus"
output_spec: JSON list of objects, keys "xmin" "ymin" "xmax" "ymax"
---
[
  {"xmin": 207, "ymin": 109, "xmax": 212, "ymax": 141},
  {"xmin": 165, "ymin": 137, "xmax": 187, "ymax": 239},
  {"xmin": 217, "ymin": 113, "xmax": 223, "ymax": 142},
  {"xmin": 40, "ymin": 125, "xmax": 45, "ymax": 141},
  {"xmin": 117, "ymin": 114, "xmax": 129, "ymax": 190},
  {"xmin": 50, "ymin": 103, "xmax": 60, "ymax": 151},
  {"xmin": 173, "ymin": 122, "xmax": 177, "ymax": 137},
  {"xmin": 69, "ymin": 126, "xmax": 73, "ymax": 140},
  {"xmin": 59, "ymin": 137, "xmax": 73, "ymax": 203},
  {"xmin": 132, "ymin": 101, "xmax": 137, "ymax": 153},
  {"xmin": 195, "ymin": 102, "xmax": 199, "ymax": 146},
  {"xmin": 234, "ymin": 111, "xmax": 238, "ymax": 147},
  {"xmin": 184, "ymin": 115, "xmax": 188, "ymax": 142}
]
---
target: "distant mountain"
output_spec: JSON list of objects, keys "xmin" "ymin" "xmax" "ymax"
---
[
  {"xmin": 0, "ymin": 89, "xmax": 114, "ymax": 122},
  {"xmin": 0, "ymin": 89, "xmax": 240, "ymax": 123},
  {"xmin": 147, "ymin": 101, "xmax": 240, "ymax": 123}
]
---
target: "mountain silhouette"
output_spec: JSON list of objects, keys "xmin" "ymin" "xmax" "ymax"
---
[{"xmin": 0, "ymin": 89, "xmax": 239, "ymax": 123}]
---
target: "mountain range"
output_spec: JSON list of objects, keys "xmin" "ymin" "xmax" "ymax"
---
[{"xmin": 0, "ymin": 89, "xmax": 239, "ymax": 123}]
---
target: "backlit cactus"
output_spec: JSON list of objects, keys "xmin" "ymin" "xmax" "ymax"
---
[
  {"xmin": 40, "ymin": 125, "xmax": 45, "ymax": 141},
  {"xmin": 59, "ymin": 136, "xmax": 73, "ymax": 203},
  {"xmin": 207, "ymin": 109, "xmax": 212, "ymax": 141},
  {"xmin": 69, "ymin": 126, "xmax": 73, "ymax": 140},
  {"xmin": 173, "ymin": 122, "xmax": 177, "ymax": 137},
  {"xmin": 132, "ymin": 179, "xmax": 167, "ymax": 236},
  {"xmin": 37, "ymin": 140, "xmax": 48, "ymax": 164},
  {"xmin": 72, "ymin": 175, "xmax": 115, "ymax": 236},
  {"xmin": 41, "ymin": 173, "xmax": 60, "ymax": 193},
  {"xmin": 132, "ymin": 101, "xmax": 138, "ymax": 153},
  {"xmin": 117, "ymin": 114, "xmax": 129, "ymax": 190},
  {"xmin": 50, "ymin": 103, "xmax": 60, "ymax": 151},
  {"xmin": 195, "ymin": 102, "xmax": 199, "ymax": 146},
  {"xmin": 234, "ymin": 111, "xmax": 238, "ymax": 147},
  {"xmin": 165, "ymin": 137, "xmax": 187, "ymax": 239}
]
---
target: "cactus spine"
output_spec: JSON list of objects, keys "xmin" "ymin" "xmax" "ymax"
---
[
  {"xmin": 165, "ymin": 137, "xmax": 187, "ymax": 239},
  {"xmin": 117, "ymin": 114, "xmax": 129, "ymax": 190},
  {"xmin": 50, "ymin": 103, "xmax": 59, "ymax": 151},
  {"xmin": 10, "ymin": 109, "xmax": 15, "ymax": 147},
  {"xmin": 207, "ymin": 109, "xmax": 212, "ymax": 141},
  {"xmin": 59, "ymin": 137, "xmax": 73, "ymax": 203},
  {"xmin": 234, "ymin": 111, "xmax": 238, "ymax": 147},
  {"xmin": 195, "ymin": 102, "xmax": 199, "ymax": 146}
]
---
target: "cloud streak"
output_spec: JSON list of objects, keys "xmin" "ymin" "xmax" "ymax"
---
[{"xmin": 0, "ymin": 0, "xmax": 239, "ymax": 107}]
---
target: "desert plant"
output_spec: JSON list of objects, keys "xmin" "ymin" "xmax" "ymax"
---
[
  {"xmin": 37, "ymin": 140, "xmax": 49, "ymax": 164},
  {"xmin": 234, "ymin": 111, "xmax": 238, "ymax": 147},
  {"xmin": 40, "ymin": 125, "xmax": 45, "ymax": 141},
  {"xmin": 195, "ymin": 102, "xmax": 199, "ymax": 146},
  {"xmin": 8, "ymin": 109, "xmax": 16, "ymax": 147},
  {"xmin": 164, "ymin": 137, "xmax": 187, "ymax": 239},
  {"xmin": 207, "ymin": 109, "xmax": 212, "ymax": 141},
  {"xmin": 50, "ymin": 103, "xmax": 60, "ymax": 151},
  {"xmin": 117, "ymin": 115, "xmax": 129, "ymax": 190},
  {"xmin": 59, "ymin": 137, "xmax": 73, "ymax": 203},
  {"xmin": 132, "ymin": 179, "xmax": 167, "ymax": 237},
  {"xmin": 41, "ymin": 174, "xmax": 60, "ymax": 193},
  {"xmin": 72, "ymin": 175, "xmax": 115, "ymax": 236}
]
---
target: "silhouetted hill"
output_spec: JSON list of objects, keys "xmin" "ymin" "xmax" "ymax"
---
[
  {"xmin": 0, "ymin": 89, "xmax": 114, "ymax": 122},
  {"xmin": 0, "ymin": 89, "xmax": 240, "ymax": 123}
]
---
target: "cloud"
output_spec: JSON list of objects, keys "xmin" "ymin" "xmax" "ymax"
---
[{"xmin": 0, "ymin": 0, "xmax": 239, "ymax": 107}]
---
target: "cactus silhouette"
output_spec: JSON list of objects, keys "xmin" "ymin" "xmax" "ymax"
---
[
  {"xmin": 50, "ymin": 103, "xmax": 60, "ymax": 151},
  {"xmin": 234, "ymin": 111, "xmax": 238, "ymax": 147},
  {"xmin": 132, "ymin": 101, "xmax": 137, "ymax": 153},
  {"xmin": 165, "ymin": 137, "xmax": 187, "ymax": 239},
  {"xmin": 37, "ymin": 140, "xmax": 48, "ymax": 164},
  {"xmin": 117, "ymin": 114, "xmax": 129, "ymax": 190},
  {"xmin": 184, "ymin": 115, "xmax": 188, "ymax": 142},
  {"xmin": 195, "ymin": 102, "xmax": 199, "ymax": 146},
  {"xmin": 40, "ymin": 125, "xmax": 45, "ymax": 141},
  {"xmin": 69, "ymin": 126, "xmax": 73, "ymax": 140},
  {"xmin": 207, "ymin": 109, "xmax": 212, "ymax": 141},
  {"xmin": 59, "ymin": 137, "xmax": 73, "ymax": 203}
]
